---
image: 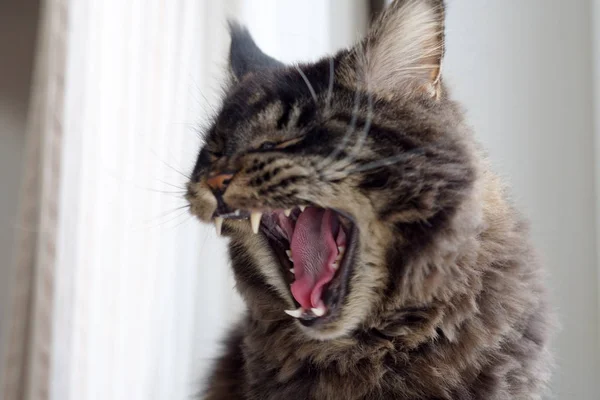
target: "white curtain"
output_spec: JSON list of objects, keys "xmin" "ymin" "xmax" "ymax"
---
[
  {"xmin": 0, "ymin": 1, "xmax": 366, "ymax": 399},
  {"xmin": 1, "ymin": 0, "xmax": 239, "ymax": 399}
]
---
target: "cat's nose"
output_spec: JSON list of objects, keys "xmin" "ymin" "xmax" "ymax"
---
[{"xmin": 206, "ymin": 171, "xmax": 235, "ymax": 193}]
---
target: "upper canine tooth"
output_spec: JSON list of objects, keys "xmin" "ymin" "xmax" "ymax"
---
[
  {"xmin": 284, "ymin": 209, "xmax": 292, "ymax": 217},
  {"xmin": 284, "ymin": 308, "xmax": 304, "ymax": 318},
  {"xmin": 286, "ymin": 250, "xmax": 293, "ymax": 261},
  {"xmin": 299, "ymin": 205, "xmax": 306, "ymax": 212},
  {"xmin": 250, "ymin": 211, "xmax": 262, "ymax": 234},
  {"xmin": 214, "ymin": 217, "xmax": 223, "ymax": 236},
  {"xmin": 337, "ymin": 246, "xmax": 345, "ymax": 254}
]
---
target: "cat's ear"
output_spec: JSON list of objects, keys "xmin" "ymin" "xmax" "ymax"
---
[
  {"xmin": 351, "ymin": 0, "xmax": 445, "ymax": 99},
  {"xmin": 228, "ymin": 22, "xmax": 284, "ymax": 81}
]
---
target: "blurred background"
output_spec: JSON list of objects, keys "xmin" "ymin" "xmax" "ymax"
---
[{"xmin": 0, "ymin": 0, "xmax": 599, "ymax": 399}]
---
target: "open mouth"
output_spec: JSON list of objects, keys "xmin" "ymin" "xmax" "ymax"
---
[{"xmin": 213, "ymin": 206, "xmax": 357, "ymax": 326}]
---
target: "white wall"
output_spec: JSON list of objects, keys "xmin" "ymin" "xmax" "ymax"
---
[
  {"xmin": 444, "ymin": 1, "xmax": 600, "ymax": 398},
  {"xmin": 239, "ymin": 0, "xmax": 367, "ymax": 64},
  {"xmin": 0, "ymin": 0, "xmax": 39, "ymax": 382}
]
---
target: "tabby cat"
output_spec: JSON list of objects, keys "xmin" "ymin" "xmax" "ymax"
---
[{"xmin": 186, "ymin": 0, "xmax": 553, "ymax": 398}]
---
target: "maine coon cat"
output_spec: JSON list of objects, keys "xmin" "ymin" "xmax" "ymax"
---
[{"xmin": 186, "ymin": 0, "xmax": 553, "ymax": 398}]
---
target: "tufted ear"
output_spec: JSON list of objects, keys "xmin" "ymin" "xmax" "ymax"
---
[
  {"xmin": 228, "ymin": 22, "xmax": 284, "ymax": 80},
  {"xmin": 353, "ymin": 0, "xmax": 446, "ymax": 99}
]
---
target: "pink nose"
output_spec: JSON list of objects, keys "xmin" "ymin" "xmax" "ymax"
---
[{"xmin": 206, "ymin": 172, "xmax": 234, "ymax": 192}]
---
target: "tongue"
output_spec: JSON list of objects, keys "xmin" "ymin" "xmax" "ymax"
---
[{"xmin": 290, "ymin": 208, "xmax": 339, "ymax": 309}]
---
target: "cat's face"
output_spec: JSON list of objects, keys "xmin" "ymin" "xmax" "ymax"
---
[{"xmin": 187, "ymin": 0, "xmax": 475, "ymax": 340}]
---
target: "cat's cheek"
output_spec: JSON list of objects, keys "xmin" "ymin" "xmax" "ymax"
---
[{"xmin": 188, "ymin": 187, "xmax": 218, "ymax": 222}]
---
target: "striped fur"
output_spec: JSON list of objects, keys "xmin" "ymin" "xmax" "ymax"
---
[{"xmin": 187, "ymin": 1, "xmax": 553, "ymax": 398}]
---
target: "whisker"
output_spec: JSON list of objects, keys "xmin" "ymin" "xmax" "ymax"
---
[
  {"xmin": 150, "ymin": 149, "xmax": 192, "ymax": 180},
  {"xmin": 144, "ymin": 188, "xmax": 187, "ymax": 196},
  {"xmin": 190, "ymin": 77, "xmax": 218, "ymax": 115},
  {"xmin": 102, "ymin": 171, "xmax": 188, "ymax": 199},
  {"xmin": 143, "ymin": 186, "xmax": 187, "ymax": 198},
  {"xmin": 325, "ymin": 57, "xmax": 335, "ymax": 113},
  {"xmin": 344, "ymin": 91, "xmax": 374, "ymax": 165},
  {"xmin": 347, "ymin": 150, "xmax": 425, "ymax": 174},
  {"xmin": 134, "ymin": 207, "xmax": 191, "ymax": 231},
  {"xmin": 155, "ymin": 179, "xmax": 187, "ymax": 191},
  {"xmin": 166, "ymin": 214, "xmax": 194, "ymax": 231},
  {"xmin": 317, "ymin": 87, "xmax": 361, "ymax": 170},
  {"xmin": 294, "ymin": 65, "xmax": 318, "ymax": 104},
  {"xmin": 144, "ymin": 204, "xmax": 191, "ymax": 224}
]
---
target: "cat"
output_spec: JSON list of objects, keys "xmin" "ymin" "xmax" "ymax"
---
[{"xmin": 186, "ymin": 0, "xmax": 553, "ymax": 398}]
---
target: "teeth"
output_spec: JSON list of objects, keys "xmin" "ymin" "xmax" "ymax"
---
[
  {"xmin": 283, "ymin": 209, "xmax": 292, "ymax": 217},
  {"xmin": 299, "ymin": 205, "xmax": 306, "ymax": 212},
  {"xmin": 233, "ymin": 209, "xmax": 241, "ymax": 216},
  {"xmin": 286, "ymin": 250, "xmax": 293, "ymax": 261},
  {"xmin": 250, "ymin": 211, "xmax": 262, "ymax": 234},
  {"xmin": 311, "ymin": 306, "xmax": 326, "ymax": 317},
  {"xmin": 290, "ymin": 268, "xmax": 295, "ymax": 274},
  {"xmin": 332, "ymin": 261, "xmax": 339, "ymax": 270},
  {"xmin": 284, "ymin": 308, "xmax": 304, "ymax": 318},
  {"xmin": 334, "ymin": 246, "xmax": 345, "ymax": 263},
  {"xmin": 214, "ymin": 217, "xmax": 223, "ymax": 236}
]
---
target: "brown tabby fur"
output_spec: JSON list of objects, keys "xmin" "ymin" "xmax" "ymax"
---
[{"xmin": 187, "ymin": 1, "xmax": 553, "ymax": 398}]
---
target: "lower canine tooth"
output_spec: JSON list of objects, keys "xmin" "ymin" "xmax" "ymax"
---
[
  {"xmin": 332, "ymin": 262, "xmax": 339, "ymax": 270},
  {"xmin": 250, "ymin": 211, "xmax": 262, "ymax": 234},
  {"xmin": 284, "ymin": 209, "xmax": 292, "ymax": 217},
  {"xmin": 214, "ymin": 217, "xmax": 223, "ymax": 236},
  {"xmin": 286, "ymin": 250, "xmax": 293, "ymax": 261},
  {"xmin": 311, "ymin": 306, "xmax": 326, "ymax": 317},
  {"xmin": 284, "ymin": 308, "xmax": 304, "ymax": 318},
  {"xmin": 290, "ymin": 268, "xmax": 295, "ymax": 274},
  {"xmin": 299, "ymin": 205, "xmax": 307, "ymax": 212}
]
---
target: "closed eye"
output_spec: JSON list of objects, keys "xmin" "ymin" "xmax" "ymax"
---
[
  {"xmin": 208, "ymin": 151, "xmax": 223, "ymax": 162},
  {"xmin": 258, "ymin": 141, "xmax": 277, "ymax": 151},
  {"xmin": 256, "ymin": 136, "xmax": 305, "ymax": 152}
]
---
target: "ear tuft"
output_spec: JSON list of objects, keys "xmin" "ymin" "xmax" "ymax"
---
[
  {"xmin": 356, "ymin": 0, "xmax": 446, "ymax": 99},
  {"xmin": 228, "ymin": 21, "xmax": 284, "ymax": 80}
]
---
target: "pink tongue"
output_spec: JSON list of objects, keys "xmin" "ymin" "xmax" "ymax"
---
[{"xmin": 290, "ymin": 208, "xmax": 339, "ymax": 309}]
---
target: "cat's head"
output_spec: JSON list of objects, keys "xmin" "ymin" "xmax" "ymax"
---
[{"xmin": 187, "ymin": 0, "xmax": 476, "ymax": 340}]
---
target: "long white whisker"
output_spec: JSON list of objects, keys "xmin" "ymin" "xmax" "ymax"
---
[
  {"xmin": 150, "ymin": 149, "xmax": 192, "ymax": 180},
  {"xmin": 346, "ymin": 92, "xmax": 373, "ymax": 163},
  {"xmin": 133, "ymin": 206, "xmax": 191, "ymax": 231},
  {"xmin": 144, "ymin": 204, "xmax": 191, "ymax": 224},
  {"xmin": 295, "ymin": 65, "xmax": 318, "ymax": 104},
  {"xmin": 325, "ymin": 57, "xmax": 335, "ymax": 113},
  {"xmin": 167, "ymin": 214, "xmax": 194, "ymax": 231},
  {"xmin": 322, "ymin": 92, "xmax": 373, "ymax": 178},
  {"xmin": 347, "ymin": 150, "xmax": 425, "ymax": 175},
  {"xmin": 155, "ymin": 179, "xmax": 187, "ymax": 191},
  {"xmin": 318, "ymin": 87, "xmax": 361, "ymax": 170}
]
